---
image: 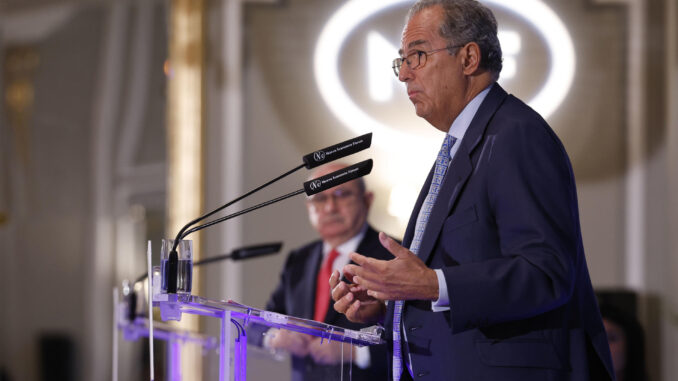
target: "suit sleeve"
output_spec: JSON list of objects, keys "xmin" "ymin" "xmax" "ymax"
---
[
  {"xmin": 247, "ymin": 251, "xmax": 293, "ymax": 346},
  {"xmin": 266, "ymin": 251, "xmax": 294, "ymax": 314},
  {"xmin": 443, "ymin": 117, "xmax": 579, "ymax": 332}
]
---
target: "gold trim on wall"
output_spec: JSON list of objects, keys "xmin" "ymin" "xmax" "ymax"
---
[
  {"xmin": 2, "ymin": 45, "xmax": 40, "ymax": 226},
  {"xmin": 166, "ymin": 0, "xmax": 206, "ymax": 379}
]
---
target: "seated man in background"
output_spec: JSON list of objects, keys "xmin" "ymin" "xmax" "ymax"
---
[{"xmin": 258, "ymin": 162, "xmax": 390, "ymax": 381}]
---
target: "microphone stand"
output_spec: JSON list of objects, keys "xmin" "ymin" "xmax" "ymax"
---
[
  {"xmin": 180, "ymin": 189, "xmax": 305, "ymax": 239},
  {"xmin": 180, "ymin": 159, "xmax": 373, "ymax": 240},
  {"xmin": 166, "ymin": 133, "xmax": 373, "ymax": 293},
  {"xmin": 165, "ymin": 164, "xmax": 303, "ymax": 293},
  {"xmin": 169, "ymin": 132, "xmax": 373, "ymax": 252}
]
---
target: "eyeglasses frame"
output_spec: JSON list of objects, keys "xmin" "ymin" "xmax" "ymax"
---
[
  {"xmin": 391, "ymin": 44, "xmax": 465, "ymax": 77},
  {"xmin": 306, "ymin": 188, "xmax": 359, "ymax": 206}
]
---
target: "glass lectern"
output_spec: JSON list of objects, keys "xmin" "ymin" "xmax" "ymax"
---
[{"xmin": 114, "ymin": 240, "xmax": 384, "ymax": 381}]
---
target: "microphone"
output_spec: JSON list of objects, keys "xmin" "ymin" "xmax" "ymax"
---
[
  {"xmin": 193, "ymin": 242, "xmax": 283, "ymax": 266},
  {"xmin": 180, "ymin": 159, "xmax": 374, "ymax": 239},
  {"xmin": 135, "ymin": 242, "xmax": 284, "ymax": 284},
  {"xmin": 231, "ymin": 242, "xmax": 283, "ymax": 260},
  {"xmin": 166, "ymin": 134, "xmax": 372, "ymax": 293},
  {"xmin": 302, "ymin": 133, "xmax": 372, "ymax": 169},
  {"xmin": 303, "ymin": 159, "xmax": 373, "ymax": 196},
  {"xmin": 169, "ymin": 133, "xmax": 373, "ymax": 253}
]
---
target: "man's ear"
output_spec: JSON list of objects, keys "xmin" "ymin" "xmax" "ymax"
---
[
  {"xmin": 460, "ymin": 42, "xmax": 481, "ymax": 75},
  {"xmin": 364, "ymin": 191, "xmax": 375, "ymax": 210}
]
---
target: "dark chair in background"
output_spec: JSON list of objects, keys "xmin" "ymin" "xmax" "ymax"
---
[
  {"xmin": 40, "ymin": 333, "xmax": 76, "ymax": 381},
  {"xmin": 596, "ymin": 289, "xmax": 650, "ymax": 381}
]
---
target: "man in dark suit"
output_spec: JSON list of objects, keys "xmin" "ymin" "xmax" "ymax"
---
[
  {"xmin": 259, "ymin": 162, "xmax": 389, "ymax": 381},
  {"xmin": 331, "ymin": 1, "xmax": 615, "ymax": 380}
]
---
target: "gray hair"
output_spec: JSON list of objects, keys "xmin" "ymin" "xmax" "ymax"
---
[{"xmin": 407, "ymin": 0, "xmax": 503, "ymax": 79}]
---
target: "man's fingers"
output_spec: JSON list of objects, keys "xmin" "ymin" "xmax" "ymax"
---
[
  {"xmin": 347, "ymin": 251, "xmax": 368, "ymax": 265},
  {"xmin": 378, "ymin": 231, "xmax": 410, "ymax": 258},
  {"xmin": 295, "ymin": 332, "xmax": 312, "ymax": 343},
  {"xmin": 348, "ymin": 252, "xmax": 385, "ymax": 272},
  {"xmin": 329, "ymin": 270, "xmax": 341, "ymax": 289},
  {"xmin": 354, "ymin": 276, "xmax": 395, "ymax": 300},
  {"xmin": 332, "ymin": 289, "xmax": 354, "ymax": 313},
  {"xmin": 346, "ymin": 299, "xmax": 361, "ymax": 320},
  {"xmin": 342, "ymin": 263, "xmax": 358, "ymax": 278},
  {"xmin": 331, "ymin": 281, "xmax": 348, "ymax": 303},
  {"xmin": 367, "ymin": 289, "xmax": 389, "ymax": 301},
  {"xmin": 345, "ymin": 262, "xmax": 386, "ymax": 288},
  {"xmin": 352, "ymin": 275, "xmax": 381, "ymax": 294},
  {"xmin": 344, "ymin": 262, "xmax": 383, "ymax": 284}
]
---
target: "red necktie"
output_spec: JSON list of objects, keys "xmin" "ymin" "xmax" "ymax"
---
[{"xmin": 313, "ymin": 249, "xmax": 340, "ymax": 322}]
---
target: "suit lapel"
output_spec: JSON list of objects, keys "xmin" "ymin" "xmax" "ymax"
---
[
  {"xmin": 402, "ymin": 166, "xmax": 435, "ymax": 248},
  {"xmin": 302, "ymin": 243, "xmax": 323, "ymax": 320},
  {"xmin": 416, "ymin": 84, "xmax": 509, "ymax": 265},
  {"xmin": 416, "ymin": 150, "xmax": 473, "ymax": 264}
]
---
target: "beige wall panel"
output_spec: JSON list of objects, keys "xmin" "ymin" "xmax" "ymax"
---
[{"xmin": 2, "ymin": 7, "xmax": 104, "ymax": 380}]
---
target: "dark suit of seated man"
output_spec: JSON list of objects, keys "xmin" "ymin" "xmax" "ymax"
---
[{"xmin": 251, "ymin": 162, "xmax": 390, "ymax": 381}]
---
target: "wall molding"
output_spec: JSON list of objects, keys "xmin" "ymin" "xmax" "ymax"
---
[{"xmin": 593, "ymin": 0, "xmax": 647, "ymax": 290}]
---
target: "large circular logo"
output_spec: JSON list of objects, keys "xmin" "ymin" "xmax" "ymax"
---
[{"xmin": 314, "ymin": 0, "xmax": 575, "ymax": 150}]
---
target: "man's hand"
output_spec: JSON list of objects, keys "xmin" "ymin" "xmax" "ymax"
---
[
  {"xmin": 307, "ymin": 338, "xmax": 354, "ymax": 365},
  {"xmin": 344, "ymin": 232, "xmax": 439, "ymax": 301},
  {"xmin": 330, "ymin": 270, "xmax": 386, "ymax": 324},
  {"xmin": 267, "ymin": 328, "xmax": 312, "ymax": 357}
]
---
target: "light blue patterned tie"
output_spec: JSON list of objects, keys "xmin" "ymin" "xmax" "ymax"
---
[{"xmin": 393, "ymin": 134, "xmax": 456, "ymax": 380}]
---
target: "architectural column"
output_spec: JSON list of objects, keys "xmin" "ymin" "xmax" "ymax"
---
[
  {"xmin": 167, "ymin": 0, "xmax": 206, "ymax": 379},
  {"xmin": 663, "ymin": 0, "xmax": 678, "ymax": 379}
]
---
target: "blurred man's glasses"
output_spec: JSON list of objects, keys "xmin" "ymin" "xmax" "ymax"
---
[
  {"xmin": 392, "ymin": 44, "xmax": 463, "ymax": 77},
  {"xmin": 307, "ymin": 189, "xmax": 356, "ymax": 206}
]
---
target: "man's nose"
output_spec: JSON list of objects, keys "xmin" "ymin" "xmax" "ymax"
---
[
  {"xmin": 323, "ymin": 196, "xmax": 339, "ymax": 211},
  {"xmin": 398, "ymin": 62, "xmax": 412, "ymax": 82}
]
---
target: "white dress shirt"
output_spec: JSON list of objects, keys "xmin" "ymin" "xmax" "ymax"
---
[{"xmin": 323, "ymin": 223, "xmax": 371, "ymax": 368}]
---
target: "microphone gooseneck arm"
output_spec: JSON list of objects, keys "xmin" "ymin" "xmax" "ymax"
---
[
  {"xmin": 170, "ymin": 163, "xmax": 305, "ymax": 253},
  {"xmin": 170, "ymin": 132, "xmax": 373, "ymax": 252},
  {"xmin": 165, "ymin": 163, "xmax": 302, "ymax": 294},
  {"xmin": 181, "ymin": 159, "xmax": 373, "ymax": 240},
  {"xmin": 165, "ymin": 134, "xmax": 373, "ymax": 293},
  {"xmin": 181, "ymin": 189, "xmax": 305, "ymax": 239}
]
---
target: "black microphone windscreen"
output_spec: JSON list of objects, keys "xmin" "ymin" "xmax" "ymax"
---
[
  {"xmin": 302, "ymin": 133, "xmax": 372, "ymax": 169},
  {"xmin": 231, "ymin": 242, "xmax": 283, "ymax": 260},
  {"xmin": 303, "ymin": 159, "xmax": 373, "ymax": 196}
]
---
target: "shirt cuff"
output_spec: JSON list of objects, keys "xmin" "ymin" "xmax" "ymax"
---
[
  {"xmin": 354, "ymin": 346, "xmax": 371, "ymax": 369},
  {"xmin": 431, "ymin": 269, "xmax": 450, "ymax": 312}
]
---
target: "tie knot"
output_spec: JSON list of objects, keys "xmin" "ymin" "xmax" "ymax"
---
[
  {"xmin": 441, "ymin": 134, "xmax": 456, "ymax": 156},
  {"xmin": 437, "ymin": 134, "xmax": 456, "ymax": 166},
  {"xmin": 325, "ymin": 249, "xmax": 340, "ymax": 266}
]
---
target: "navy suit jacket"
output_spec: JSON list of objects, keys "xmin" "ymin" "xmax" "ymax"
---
[
  {"xmin": 385, "ymin": 84, "xmax": 615, "ymax": 380},
  {"xmin": 265, "ymin": 226, "xmax": 390, "ymax": 381}
]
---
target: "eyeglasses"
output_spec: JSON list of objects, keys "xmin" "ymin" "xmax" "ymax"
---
[
  {"xmin": 392, "ymin": 44, "xmax": 463, "ymax": 77},
  {"xmin": 307, "ymin": 188, "xmax": 356, "ymax": 206}
]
